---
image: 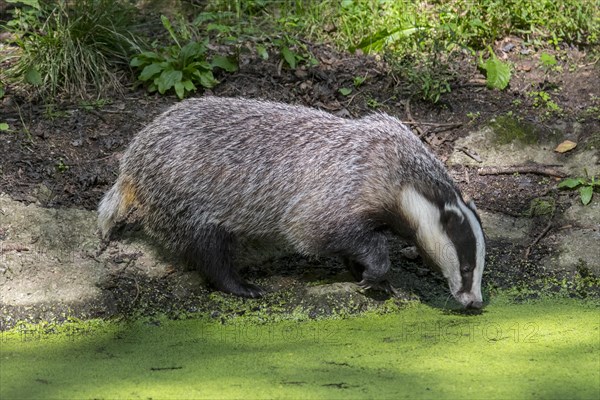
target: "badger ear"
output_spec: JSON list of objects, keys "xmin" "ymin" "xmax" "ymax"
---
[
  {"xmin": 462, "ymin": 195, "xmax": 477, "ymax": 212},
  {"xmin": 442, "ymin": 204, "xmax": 463, "ymax": 226},
  {"xmin": 467, "ymin": 199, "xmax": 477, "ymax": 212}
]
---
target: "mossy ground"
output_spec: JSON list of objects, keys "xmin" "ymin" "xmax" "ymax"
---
[{"xmin": 2, "ymin": 295, "xmax": 598, "ymax": 400}]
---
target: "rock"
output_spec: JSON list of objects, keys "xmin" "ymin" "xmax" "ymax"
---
[
  {"xmin": 478, "ymin": 210, "xmax": 533, "ymax": 241},
  {"xmin": 541, "ymin": 200, "xmax": 600, "ymax": 274},
  {"xmin": 448, "ymin": 121, "xmax": 600, "ymax": 176}
]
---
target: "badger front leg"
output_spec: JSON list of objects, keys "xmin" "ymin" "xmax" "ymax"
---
[
  {"xmin": 183, "ymin": 225, "xmax": 265, "ymax": 298},
  {"xmin": 339, "ymin": 231, "xmax": 397, "ymax": 295}
]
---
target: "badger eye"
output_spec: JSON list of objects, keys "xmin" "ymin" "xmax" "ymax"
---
[{"xmin": 460, "ymin": 264, "xmax": 472, "ymax": 273}]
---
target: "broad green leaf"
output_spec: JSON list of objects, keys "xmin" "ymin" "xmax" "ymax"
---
[
  {"xmin": 182, "ymin": 80, "xmax": 195, "ymax": 91},
  {"xmin": 180, "ymin": 42, "xmax": 206, "ymax": 62},
  {"xmin": 186, "ymin": 61, "xmax": 212, "ymax": 72},
  {"xmin": 194, "ymin": 70, "xmax": 218, "ymax": 88},
  {"xmin": 481, "ymin": 58, "xmax": 511, "ymax": 90},
  {"xmin": 25, "ymin": 68, "xmax": 42, "ymax": 86},
  {"xmin": 256, "ymin": 45, "xmax": 269, "ymax": 60},
  {"xmin": 130, "ymin": 57, "xmax": 145, "ymax": 67},
  {"xmin": 211, "ymin": 55, "xmax": 238, "ymax": 72},
  {"xmin": 156, "ymin": 69, "xmax": 182, "ymax": 94},
  {"xmin": 353, "ymin": 27, "xmax": 419, "ymax": 53},
  {"xmin": 0, "ymin": 123, "xmax": 9, "ymax": 131},
  {"xmin": 174, "ymin": 81, "xmax": 185, "ymax": 99},
  {"xmin": 579, "ymin": 186, "xmax": 593, "ymax": 205},
  {"xmin": 0, "ymin": 86, "xmax": 4, "ymax": 99},
  {"xmin": 339, "ymin": 87, "xmax": 352, "ymax": 96},
  {"xmin": 281, "ymin": 47, "xmax": 297, "ymax": 69},
  {"xmin": 131, "ymin": 52, "xmax": 161, "ymax": 67},
  {"xmin": 139, "ymin": 63, "xmax": 164, "ymax": 81},
  {"xmin": 558, "ymin": 178, "xmax": 584, "ymax": 189}
]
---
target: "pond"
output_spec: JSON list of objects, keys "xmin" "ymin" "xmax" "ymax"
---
[{"xmin": 2, "ymin": 296, "xmax": 598, "ymax": 399}]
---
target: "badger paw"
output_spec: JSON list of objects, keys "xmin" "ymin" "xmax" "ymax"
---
[
  {"xmin": 358, "ymin": 279, "xmax": 399, "ymax": 296},
  {"xmin": 227, "ymin": 282, "xmax": 267, "ymax": 298}
]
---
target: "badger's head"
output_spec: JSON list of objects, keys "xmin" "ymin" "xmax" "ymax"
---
[{"xmin": 399, "ymin": 187, "xmax": 486, "ymax": 309}]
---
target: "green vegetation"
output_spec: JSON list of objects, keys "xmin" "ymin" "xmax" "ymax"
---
[
  {"xmin": 131, "ymin": 16, "xmax": 237, "ymax": 99},
  {"xmin": 558, "ymin": 172, "xmax": 599, "ymax": 205},
  {"xmin": 269, "ymin": 0, "xmax": 599, "ymax": 101},
  {"xmin": 490, "ymin": 114, "xmax": 540, "ymax": 145},
  {"xmin": 2, "ymin": 1, "xmax": 598, "ymax": 103},
  {"xmin": 1, "ymin": 297, "xmax": 598, "ymax": 399},
  {"xmin": 528, "ymin": 90, "xmax": 563, "ymax": 116},
  {"xmin": 526, "ymin": 198, "xmax": 555, "ymax": 217},
  {"xmin": 3, "ymin": 0, "xmax": 140, "ymax": 100},
  {"xmin": 478, "ymin": 48, "xmax": 512, "ymax": 90}
]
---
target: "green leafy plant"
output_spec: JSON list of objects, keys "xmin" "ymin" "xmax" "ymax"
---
[
  {"xmin": 540, "ymin": 52, "xmax": 557, "ymax": 70},
  {"xmin": 558, "ymin": 172, "xmax": 599, "ymax": 205},
  {"xmin": 366, "ymin": 97, "xmax": 383, "ymax": 109},
  {"xmin": 528, "ymin": 90, "xmax": 562, "ymax": 115},
  {"xmin": 55, "ymin": 157, "xmax": 69, "ymax": 173},
  {"xmin": 353, "ymin": 75, "xmax": 367, "ymax": 88},
  {"xmin": 478, "ymin": 48, "xmax": 511, "ymax": 90},
  {"xmin": 274, "ymin": 37, "xmax": 318, "ymax": 70},
  {"xmin": 5, "ymin": 0, "xmax": 140, "ymax": 100},
  {"xmin": 466, "ymin": 111, "xmax": 480, "ymax": 121},
  {"xmin": 131, "ymin": 16, "xmax": 237, "ymax": 99},
  {"xmin": 339, "ymin": 87, "xmax": 352, "ymax": 96}
]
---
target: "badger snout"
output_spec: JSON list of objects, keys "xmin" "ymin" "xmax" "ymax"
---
[
  {"xmin": 466, "ymin": 300, "xmax": 483, "ymax": 309},
  {"xmin": 456, "ymin": 291, "xmax": 484, "ymax": 309}
]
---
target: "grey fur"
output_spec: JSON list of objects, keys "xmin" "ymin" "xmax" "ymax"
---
[{"xmin": 98, "ymin": 96, "xmax": 485, "ymax": 305}]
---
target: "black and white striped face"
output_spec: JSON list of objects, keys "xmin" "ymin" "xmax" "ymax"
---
[
  {"xmin": 400, "ymin": 187, "xmax": 486, "ymax": 309},
  {"xmin": 440, "ymin": 200, "xmax": 485, "ymax": 309}
]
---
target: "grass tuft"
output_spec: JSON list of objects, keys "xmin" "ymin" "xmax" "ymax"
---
[{"xmin": 5, "ymin": 0, "xmax": 141, "ymax": 100}]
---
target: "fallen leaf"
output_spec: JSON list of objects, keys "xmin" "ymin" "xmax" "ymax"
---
[{"xmin": 554, "ymin": 140, "xmax": 577, "ymax": 153}]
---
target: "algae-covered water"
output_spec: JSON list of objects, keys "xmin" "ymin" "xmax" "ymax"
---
[{"xmin": 1, "ymin": 297, "xmax": 599, "ymax": 400}]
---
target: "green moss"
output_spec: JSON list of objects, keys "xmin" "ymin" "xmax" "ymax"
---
[
  {"xmin": 490, "ymin": 115, "xmax": 540, "ymax": 145},
  {"xmin": 526, "ymin": 198, "xmax": 555, "ymax": 217},
  {"xmin": 1, "ymin": 297, "xmax": 598, "ymax": 399}
]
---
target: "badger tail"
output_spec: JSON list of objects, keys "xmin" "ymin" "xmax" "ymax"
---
[{"xmin": 97, "ymin": 177, "xmax": 137, "ymax": 239}]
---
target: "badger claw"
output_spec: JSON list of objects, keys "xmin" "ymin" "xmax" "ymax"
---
[
  {"xmin": 223, "ymin": 282, "xmax": 267, "ymax": 298},
  {"xmin": 358, "ymin": 279, "xmax": 399, "ymax": 296}
]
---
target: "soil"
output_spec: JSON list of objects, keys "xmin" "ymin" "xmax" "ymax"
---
[{"xmin": 1, "ymin": 36, "xmax": 599, "ymax": 326}]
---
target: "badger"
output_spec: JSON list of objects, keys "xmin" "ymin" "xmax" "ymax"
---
[{"xmin": 98, "ymin": 97, "xmax": 485, "ymax": 309}]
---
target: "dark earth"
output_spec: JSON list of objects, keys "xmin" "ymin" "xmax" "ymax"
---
[{"xmin": 1, "ymin": 34, "xmax": 599, "ymax": 327}]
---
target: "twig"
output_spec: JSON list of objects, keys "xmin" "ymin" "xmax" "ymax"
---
[
  {"xmin": 0, "ymin": 243, "xmax": 30, "ymax": 255},
  {"xmin": 402, "ymin": 121, "xmax": 463, "ymax": 128},
  {"xmin": 132, "ymin": 277, "xmax": 140, "ymax": 304},
  {"xmin": 524, "ymin": 213, "xmax": 554, "ymax": 260},
  {"xmin": 478, "ymin": 165, "xmax": 566, "ymax": 178},
  {"xmin": 402, "ymin": 100, "xmax": 425, "ymax": 137},
  {"xmin": 459, "ymin": 147, "xmax": 482, "ymax": 163}
]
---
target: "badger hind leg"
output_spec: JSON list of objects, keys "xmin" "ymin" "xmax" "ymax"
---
[{"xmin": 183, "ymin": 225, "xmax": 266, "ymax": 298}]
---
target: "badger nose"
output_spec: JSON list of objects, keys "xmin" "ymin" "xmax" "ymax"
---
[{"xmin": 467, "ymin": 300, "xmax": 483, "ymax": 309}]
